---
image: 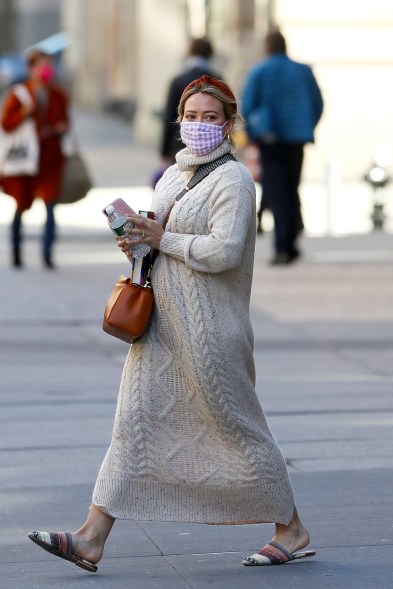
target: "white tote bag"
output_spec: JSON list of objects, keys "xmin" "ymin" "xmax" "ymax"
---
[{"xmin": 0, "ymin": 84, "xmax": 39, "ymax": 177}]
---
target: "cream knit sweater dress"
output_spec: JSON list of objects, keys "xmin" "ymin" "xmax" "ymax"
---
[{"xmin": 93, "ymin": 141, "xmax": 294, "ymax": 525}]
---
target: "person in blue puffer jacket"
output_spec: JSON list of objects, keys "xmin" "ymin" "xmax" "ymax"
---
[{"xmin": 242, "ymin": 28, "xmax": 323, "ymax": 264}]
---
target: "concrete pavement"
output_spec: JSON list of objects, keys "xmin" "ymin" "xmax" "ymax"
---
[{"xmin": 1, "ymin": 110, "xmax": 393, "ymax": 588}]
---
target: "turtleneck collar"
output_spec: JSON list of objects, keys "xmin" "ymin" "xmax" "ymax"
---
[{"xmin": 176, "ymin": 140, "xmax": 233, "ymax": 172}]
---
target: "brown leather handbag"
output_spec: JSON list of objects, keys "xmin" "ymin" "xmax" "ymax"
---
[
  {"xmin": 102, "ymin": 153, "xmax": 236, "ymax": 344},
  {"xmin": 102, "ymin": 275, "xmax": 154, "ymax": 344}
]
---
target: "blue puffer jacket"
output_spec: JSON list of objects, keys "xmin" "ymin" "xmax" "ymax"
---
[{"xmin": 242, "ymin": 54, "xmax": 323, "ymax": 143}]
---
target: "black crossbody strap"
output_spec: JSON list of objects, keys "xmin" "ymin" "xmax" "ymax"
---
[
  {"xmin": 175, "ymin": 152, "xmax": 237, "ymax": 201},
  {"xmin": 147, "ymin": 152, "xmax": 237, "ymax": 275}
]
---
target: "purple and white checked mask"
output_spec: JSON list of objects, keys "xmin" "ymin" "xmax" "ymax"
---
[{"xmin": 180, "ymin": 121, "xmax": 227, "ymax": 155}]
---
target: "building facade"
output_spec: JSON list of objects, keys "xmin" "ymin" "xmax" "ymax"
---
[{"xmin": 60, "ymin": 0, "xmax": 393, "ymax": 185}]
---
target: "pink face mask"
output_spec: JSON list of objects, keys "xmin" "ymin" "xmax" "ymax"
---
[
  {"xmin": 180, "ymin": 121, "xmax": 227, "ymax": 155},
  {"xmin": 37, "ymin": 63, "xmax": 55, "ymax": 84}
]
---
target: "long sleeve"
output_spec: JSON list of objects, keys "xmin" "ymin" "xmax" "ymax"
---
[
  {"xmin": 54, "ymin": 87, "xmax": 69, "ymax": 127},
  {"xmin": 1, "ymin": 91, "xmax": 28, "ymax": 132},
  {"xmin": 159, "ymin": 180, "xmax": 255, "ymax": 273},
  {"xmin": 308, "ymin": 68, "xmax": 323, "ymax": 126},
  {"xmin": 242, "ymin": 67, "xmax": 260, "ymax": 127},
  {"xmin": 241, "ymin": 66, "xmax": 268, "ymax": 142},
  {"xmin": 49, "ymin": 86, "xmax": 70, "ymax": 133}
]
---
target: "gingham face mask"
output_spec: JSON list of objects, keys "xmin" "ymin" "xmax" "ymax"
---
[{"xmin": 180, "ymin": 121, "xmax": 228, "ymax": 155}]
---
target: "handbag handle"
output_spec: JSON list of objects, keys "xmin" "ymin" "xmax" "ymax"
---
[
  {"xmin": 13, "ymin": 84, "xmax": 34, "ymax": 108},
  {"xmin": 62, "ymin": 129, "xmax": 81, "ymax": 155}
]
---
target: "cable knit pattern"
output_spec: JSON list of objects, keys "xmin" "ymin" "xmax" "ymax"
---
[{"xmin": 93, "ymin": 140, "xmax": 294, "ymax": 525}]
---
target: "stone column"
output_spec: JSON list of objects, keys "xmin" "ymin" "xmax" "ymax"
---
[
  {"xmin": 208, "ymin": 0, "xmax": 270, "ymax": 96},
  {"xmin": 133, "ymin": 0, "xmax": 188, "ymax": 146}
]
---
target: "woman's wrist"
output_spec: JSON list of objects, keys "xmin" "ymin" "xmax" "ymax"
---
[{"xmin": 124, "ymin": 216, "xmax": 164, "ymax": 251}]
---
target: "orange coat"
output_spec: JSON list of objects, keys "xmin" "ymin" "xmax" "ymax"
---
[{"xmin": 1, "ymin": 81, "xmax": 69, "ymax": 210}]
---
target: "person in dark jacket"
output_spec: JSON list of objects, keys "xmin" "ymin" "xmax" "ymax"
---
[
  {"xmin": 242, "ymin": 29, "xmax": 323, "ymax": 264},
  {"xmin": 160, "ymin": 37, "xmax": 222, "ymax": 167}
]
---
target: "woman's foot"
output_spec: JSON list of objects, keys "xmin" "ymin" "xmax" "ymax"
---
[
  {"xmin": 43, "ymin": 253, "xmax": 56, "ymax": 270},
  {"xmin": 12, "ymin": 248, "xmax": 23, "ymax": 268},
  {"xmin": 242, "ymin": 507, "xmax": 315, "ymax": 566},
  {"xmin": 28, "ymin": 505, "xmax": 115, "ymax": 572},
  {"xmin": 71, "ymin": 504, "xmax": 115, "ymax": 564},
  {"xmin": 28, "ymin": 531, "xmax": 99, "ymax": 573},
  {"xmin": 272, "ymin": 520, "xmax": 310, "ymax": 555},
  {"xmin": 70, "ymin": 530, "xmax": 104, "ymax": 565}
]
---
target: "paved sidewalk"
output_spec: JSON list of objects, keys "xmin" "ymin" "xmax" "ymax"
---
[{"xmin": 1, "ymin": 110, "xmax": 393, "ymax": 588}]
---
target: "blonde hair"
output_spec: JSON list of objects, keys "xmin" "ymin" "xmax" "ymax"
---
[{"xmin": 177, "ymin": 79, "xmax": 244, "ymax": 149}]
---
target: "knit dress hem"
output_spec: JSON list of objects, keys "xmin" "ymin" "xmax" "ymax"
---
[
  {"xmin": 92, "ymin": 141, "xmax": 295, "ymax": 529},
  {"xmin": 92, "ymin": 476, "xmax": 294, "ymax": 526}
]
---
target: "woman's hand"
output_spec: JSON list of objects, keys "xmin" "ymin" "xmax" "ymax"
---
[
  {"xmin": 23, "ymin": 103, "xmax": 35, "ymax": 118},
  {"xmin": 116, "ymin": 235, "xmax": 134, "ymax": 262},
  {"xmin": 117, "ymin": 214, "xmax": 165, "ymax": 255},
  {"xmin": 53, "ymin": 121, "xmax": 68, "ymax": 136}
]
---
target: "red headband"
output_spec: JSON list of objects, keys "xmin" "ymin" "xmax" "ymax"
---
[{"xmin": 181, "ymin": 75, "xmax": 237, "ymax": 114}]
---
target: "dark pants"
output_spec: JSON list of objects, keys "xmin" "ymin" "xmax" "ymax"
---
[
  {"xmin": 11, "ymin": 202, "xmax": 56, "ymax": 265},
  {"xmin": 259, "ymin": 143, "xmax": 304, "ymax": 255},
  {"xmin": 43, "ymin": 202, "xmax": 56, "ymax": 259}
]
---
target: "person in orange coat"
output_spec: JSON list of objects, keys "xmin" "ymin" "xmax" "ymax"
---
[{"xmin": 1, "ymin": 49, "xmax": 69, "ymax": 268}]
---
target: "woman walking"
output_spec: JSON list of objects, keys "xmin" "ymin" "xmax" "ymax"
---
[
  {"xmin": 28, "ymin": 75, "xmax": 314, "ymax": 571},
  {"xmin": 0, "ymin": 49, "xmax": 69, "ymax": 269}
]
